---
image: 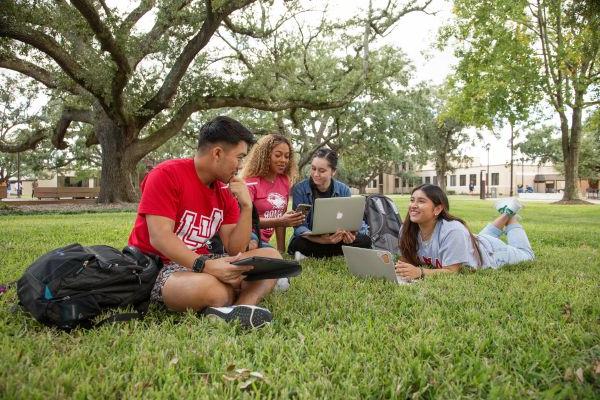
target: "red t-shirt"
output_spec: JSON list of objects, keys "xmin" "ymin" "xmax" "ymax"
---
[
  {"xmin": 128, "ymin": 159, "xmax": 240, "ymax": 261},
  {"xmin": 245, "ymin": 174, "xmax": 290, "ymax": 243}
]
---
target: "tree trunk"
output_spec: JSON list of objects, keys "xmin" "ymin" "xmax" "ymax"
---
[
  {"xmin": 358, "ymin": 184, "xmax": 367, "ymax": 194},
  {"xmin": 509, "ymin": 122, "xmax": 514, "ymax": 197},
  {"xmin": 94, "ymin": 112, "xmax": 140, "ymax": 203},
  {"xmin": 562, "ymin": 103, "xmax": 583, "ymax": 201}
]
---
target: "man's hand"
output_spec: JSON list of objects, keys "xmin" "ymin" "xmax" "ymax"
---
[
  {"xmin": 395, "ymin": 260, "xmax": 421, "ymax": 281},
  {"xmin": 228, "ymin": 176, "xmax": 252, "ymax": 209},
  {"xmin": 279, "ymin": 210, "xmax": 305, "ymax": 227},
  {"xmin": 203, "ymin": 254, "xmax": 254, "ymax": 289}
]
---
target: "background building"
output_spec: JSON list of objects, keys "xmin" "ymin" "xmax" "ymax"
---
[{"xmin": 365, "ymin": 157, "xmax": 589, "ymax": 197}]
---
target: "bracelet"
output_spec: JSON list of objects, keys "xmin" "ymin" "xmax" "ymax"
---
[{"xmin": 419, "ymin": 267, "xmax": 425, "ymax": 280}]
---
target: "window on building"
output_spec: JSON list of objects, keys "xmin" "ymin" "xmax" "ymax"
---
[
  {"xmin": 433, "ymin": 176, "xmax": 438, "ymax": 186},
  {"xmin": 470, "ymin": 174, "xmax": 477, "ymax": 186},
  {"xmin": 460, "ymin": 175, "xmax": 466, "ymax": 186},
  {"xmin": 425, "ymin": 176, "xmax": 431, "ymax": 184},
  {"xmin": 450, "ymin": 175, "xmax": 456, "ymax": 186},
  {"xmin": 492, "ymin": 173, "xmax": 499, "ymax": 186},
  {"xmin": 395, "ymin": 176, "xmax": 400, "ymax": 188}
]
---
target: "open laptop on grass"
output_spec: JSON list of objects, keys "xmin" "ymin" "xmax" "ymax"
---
[
  {"xmin": 342, "ymin": 245, "xmax": 410, "ymax": 285},
  {"xmin": 302, "ymin": 196, "xmax": 366, "ymax": 235}
]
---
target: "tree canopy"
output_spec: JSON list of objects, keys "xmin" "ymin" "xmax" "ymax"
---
[
  {"xmin": 0, "ymin": 0, "xmax": 433, "ymax": 202},
  {"xmin": 445, "ymin": 0, "xmax": 600, "ymax": 201}
]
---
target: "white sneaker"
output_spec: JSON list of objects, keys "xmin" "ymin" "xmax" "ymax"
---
[
  {"xmin": 495, "ymin": 197, "xmax": 523, "ymax": 216},
  {"xmin": 294, "ymin": 251, "xmax": 307, "ymax": 262},
  {"xmin": 274, "ymin": 277, "xmax": 290, "ymax": 292}
]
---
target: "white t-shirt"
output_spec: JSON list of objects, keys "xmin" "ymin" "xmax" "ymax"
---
[{"xmin": 399, "ymin": 219, "xmax": 495, "ymax": 268}]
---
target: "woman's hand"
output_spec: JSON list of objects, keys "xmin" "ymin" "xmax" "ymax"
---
[
  {"xmin": 320, "ymin": 230, "xmax": 344, "ymax": 244},
  {"xmin": 279, "ymin": 210, "xmax": 305, "ymax": 227},
  {"xmin": 341, "ymin": 230, "xmax": 356, "ymax": 244},
  {"xmin": 395, "ymin": 260, "xmax": 422, "ymax": 280}
]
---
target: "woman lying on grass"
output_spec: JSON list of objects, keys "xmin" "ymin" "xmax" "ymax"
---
[{"xmin": 395, "ymin": 184, "xmax": 535, "ymax": 280}]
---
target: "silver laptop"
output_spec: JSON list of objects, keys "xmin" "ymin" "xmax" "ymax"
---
[
  {"xmin": 304, "ymin": 196, "xmax": 366, "ymax": 235},
  {"xmin": 342, "ymin": 246, "xmax": 410, "ymax": 285}
]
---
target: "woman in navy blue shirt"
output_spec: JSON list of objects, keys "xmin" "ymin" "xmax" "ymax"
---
[{"xmin": 287, "ymin": 148, "xmax": 371, "ymax": 259}]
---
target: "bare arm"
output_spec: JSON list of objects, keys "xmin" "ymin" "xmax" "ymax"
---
[
  {"xmin": 259, "ymin": 210, "xmax": 304, "ymax": 228},
  {"xmin": 218, "ymin": 204, "xmax": 252, "ymax": 255},
  {"xmin": 274, "ymin": 226, "xmax": 286, "ymax": 253},
  {"xmin": 146, "ymin": 214, "xmax": 252, "ymax": 285},
  {"xmin": 395, "ymin": 260, "xmax": 461, "ymax": 280},
  {"xmin": 146, "ymin": 214, "xmax": 198, "ymax": 269}
]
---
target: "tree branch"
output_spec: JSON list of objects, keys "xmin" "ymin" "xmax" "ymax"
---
[
  {"xmin": 130, "ymin": 0, "xmax": 193, "ymax": 67},
  {"xmin": 136, "ymin": 0, "xmax": 257, "ymax": 128},
  {"xmin": 133, "ymin": 94, "xmax": 349, "ymax": 159},
  {"xmin": 0, "ymin": 23, "xmax": 109, "ymax": 109},
  {"xmin": 70, "ymin": 0, "xmax": 131, "ymax": 123},
  {"xmin": 0, "ymin": 53, "xmax": 87, "ymax": 96},
  {"xmin": 52, "ymin": 107, "xmax": 93, "ymax": 149},
  {"xmin": 0, "ymin": 130, "xmax": 46, "ymax": 152},
  {"xmin": 120, "ymin": 0, "xmax": 156, "ymax": 33}
]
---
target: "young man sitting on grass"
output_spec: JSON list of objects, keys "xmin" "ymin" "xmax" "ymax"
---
[{"xmin": 128, "ymin": 116, "xmax": 279, "ymax": 329}]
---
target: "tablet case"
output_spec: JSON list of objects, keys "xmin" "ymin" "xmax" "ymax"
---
[{"xmin": 231, "ymin": 257, "xmax": 302, "ymax": 281}]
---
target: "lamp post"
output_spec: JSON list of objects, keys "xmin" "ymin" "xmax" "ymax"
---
[
  {"xmin": 520, "ymin": 157, "xmax": 525, "ymax": 187},
  {"xmin": 485, "ymin": 143, "xmax": 490, "ymax": 198},
  {"xmin": 17, "ymin": 151, "xmax": 21, "ymax": 198},
  {"xmin": 479, "ymin": 169, "xmax": 486, "ymax": 200}
]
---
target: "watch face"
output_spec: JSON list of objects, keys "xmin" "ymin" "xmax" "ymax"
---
[{"xmin": 193, "ymin": 257, "xmax": 204, "ymax": 272}]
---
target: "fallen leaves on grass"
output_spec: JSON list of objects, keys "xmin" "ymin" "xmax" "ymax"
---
[
  {"xmin": 562, "ymin": 303, "xmax": 572, "ymax": 322},
  {"xmin": 222, "ymin": 364, "xmax": 269, "ymax": 391}
]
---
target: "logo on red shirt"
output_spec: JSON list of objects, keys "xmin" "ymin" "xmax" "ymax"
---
[
  {"xmin": 420, "ymin": 256, "xmax": 443, "ymax": 269},
  {"xmin": 176, "ymin": 208, "xmax": 223, "ymax": 250}
]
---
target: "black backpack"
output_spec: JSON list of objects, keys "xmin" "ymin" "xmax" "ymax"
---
[
  {"xmin": 364, "ymin": 194, "xmax": 403, "ymax": 253},
  {"xmin": 17, "ymin": 243, "xmax": 162, "ymax": 331}
]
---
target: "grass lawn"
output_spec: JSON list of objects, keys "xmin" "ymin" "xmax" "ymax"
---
[{"xmin": 1, "ymin": 198, "xmax": 599, "ymax": 399}]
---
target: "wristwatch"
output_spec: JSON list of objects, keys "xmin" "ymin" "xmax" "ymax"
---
[{"xmin": 192, "ymin": 255, "xmax": 210, "ymax": 273}]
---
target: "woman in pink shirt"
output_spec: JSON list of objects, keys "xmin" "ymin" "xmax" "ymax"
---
[{"xmin": 241, "ymin": 134, "xmax": 305, "ymax": 253}]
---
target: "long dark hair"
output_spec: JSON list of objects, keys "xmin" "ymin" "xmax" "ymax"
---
[{"xmin": 399, "ymin": 184, "xmax": 482, "ymax": 267}]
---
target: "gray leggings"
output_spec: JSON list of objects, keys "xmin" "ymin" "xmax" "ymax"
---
[{"xmin": 478, "ymin": 223, "xmax": 535, "ymax": 268}]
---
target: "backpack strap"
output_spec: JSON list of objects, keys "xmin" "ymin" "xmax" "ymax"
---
[
  {"xmin": 90, "ymin": 300, "xmax": 151, "ymax": 329},
  {"xmin": 93, "ymin": 312, "xmax": 145, "ymax": 328}
]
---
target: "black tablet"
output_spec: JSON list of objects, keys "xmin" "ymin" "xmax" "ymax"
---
[{"xmin": 230, "ymin": 257, "xmax": 302, "ymax": 281}]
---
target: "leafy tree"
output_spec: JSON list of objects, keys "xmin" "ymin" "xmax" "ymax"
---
[
  {"xmin": 516, "ymin": 125, "xmax": 562, "ymax": 165},
  {"xmin": 517, "ymin": 113, "xmax": 600, "ymax": 182},
  {"xmin": 0, "ymin": 0, "xmax": 432, "ymax": 202},
  {"xmin": 417, "ymin": 84, "xmax": 475, "ymax": 191},
  {"xmin": 446, "ymin": 0, "xmax": 600, "ymax": 201},
  {"xmin": 0, "ymin": 73, "xmax": 100, "ymax": 184}
]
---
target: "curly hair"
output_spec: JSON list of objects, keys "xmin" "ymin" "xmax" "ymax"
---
[{"xmin": 241, "ymin": 133, "xmax": 298, "ymax": 183}]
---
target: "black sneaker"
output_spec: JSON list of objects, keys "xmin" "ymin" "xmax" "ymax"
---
[{"xmin": 201, "ymin": 305, "xmax": 272, "ymax": 329}]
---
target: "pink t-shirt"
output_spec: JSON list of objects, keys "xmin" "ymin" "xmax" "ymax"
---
[{"xmin": 245, "ymin": 175, "xmax": 290, "ymax": 243}]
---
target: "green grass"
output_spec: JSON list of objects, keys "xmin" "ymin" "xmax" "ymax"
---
[{"xmin": 1, "ymin": 198, "xmax": 599, "ymax": 399}]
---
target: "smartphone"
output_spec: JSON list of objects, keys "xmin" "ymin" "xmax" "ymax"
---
[{"xmin": 295, "ymin": 203, "xmax": 312, "ymax": 216}]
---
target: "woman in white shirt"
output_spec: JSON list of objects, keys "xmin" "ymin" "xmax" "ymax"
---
[{"xmin": 395, "ymin": 184, "xmax": 535, "ymax": 280}]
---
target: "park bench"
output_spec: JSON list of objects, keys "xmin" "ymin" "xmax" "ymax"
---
[
  {"xmin": 586, "ymin": 188, "xmax": 599, "ymax": 199},
  {"xmin": 33, "ymin": 187, "xmax": 100, "ymax": 200}
]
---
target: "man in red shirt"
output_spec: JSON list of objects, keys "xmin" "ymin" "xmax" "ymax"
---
[{"xmin": 129, "ymin": 116, "xmax": 280, "ymax": 328}]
